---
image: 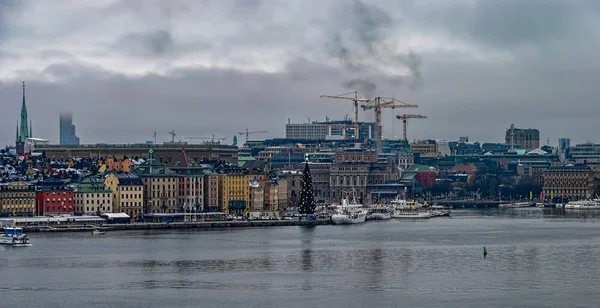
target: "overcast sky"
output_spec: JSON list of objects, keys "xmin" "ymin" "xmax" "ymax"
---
[{"xmin": 1, "ymin": 0, "xmax": 600, "ymax": 146}]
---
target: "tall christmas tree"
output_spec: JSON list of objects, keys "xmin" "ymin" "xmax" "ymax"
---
[{"xmin": 298, "ymin": 162, "xmax": 316, "ymax": 215}]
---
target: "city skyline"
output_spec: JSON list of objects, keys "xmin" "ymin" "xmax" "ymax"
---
[{"xmin": 2, "ymin": 0, "xmax": 600, "ymax": 145}]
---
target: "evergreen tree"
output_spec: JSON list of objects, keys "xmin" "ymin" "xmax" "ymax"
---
[{"xmin": 298, "ymin": 162, "xmax": 316, "ymax": 215}]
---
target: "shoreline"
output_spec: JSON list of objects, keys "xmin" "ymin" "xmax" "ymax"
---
[{"xmin": 8, "ymin": 219, "xmax": 332, "ymax": 233}]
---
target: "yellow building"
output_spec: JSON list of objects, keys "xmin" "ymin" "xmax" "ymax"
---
[
  {"xmin": 0, "ymin": 182, "xmax": 36, "ymax": 216},
  {"xmin": 74, "ymin": 177, "xmax": 113, "ymax": 215},
  {"xmin": 219, "ymin": 174, "xmax": 250, "ymax": 215},
  {"xmin": 104, "ymin": 172, "xmax": 144, "ymax": 218}
]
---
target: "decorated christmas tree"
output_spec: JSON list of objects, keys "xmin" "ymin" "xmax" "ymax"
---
[{"xmin": 298, "ymin": 162, "xmax": 316, "ymax": 215}]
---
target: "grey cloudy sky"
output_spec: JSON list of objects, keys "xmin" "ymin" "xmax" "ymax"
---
[{"xmin": 1, "ymin": 0, "xmax": 600, "ymax": 146}]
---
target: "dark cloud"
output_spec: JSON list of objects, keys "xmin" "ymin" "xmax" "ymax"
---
[
  {"xmin": 3, "ymin": 0, "xmax": 600, "ymax": 147},
  {"xmin": 342, "ymin": 79, "xmax": 377, "ymax": 99},
  {"xmin": 327, "ymin": 0, "xmax": 423, "ymax": 97},
  {"xmin": 113, "ymin": 30, "xmax": 175, "ymax": 57}
]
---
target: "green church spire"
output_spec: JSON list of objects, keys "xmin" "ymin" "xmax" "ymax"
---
[{"xmin": 17, "ymin": 81, "xmax": 30, "ymax": 142}]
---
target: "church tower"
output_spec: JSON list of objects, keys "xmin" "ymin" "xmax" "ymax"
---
[{"xmin": 16, "ymin": 81, "xmax": 31, "ymax": 154}]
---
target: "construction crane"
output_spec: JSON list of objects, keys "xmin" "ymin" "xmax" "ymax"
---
[
  {"xmin": 239, "ymin": 129, "xmax": 268, "ymax": 142},
  {"xmin": 184, "ymin": 134, "xmax": 226, "ymax": 143},
  {"xmin": 395, "ymin": 114, "xmax": 427, "ymax": 142},
  {"xmin": 320, "ymin": 91, "xmax": 370, "ymax": 140},
  {"xmin": 361, "ymin": 97, "xmax": 418, "ymax": 152},
  {"xmin": 168, "ymin": 130, "xmax": 176, "ymax": 142}
]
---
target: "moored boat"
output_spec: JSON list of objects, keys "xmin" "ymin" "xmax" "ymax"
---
[
  {"xmin": 92, "ymin": 229, "xmax": 106, "ymax": 235},
  {"xmin": 368, "ymin": 205, "xmax": 392, "ymax": 220},
  {"xmin": 0, "ymin": 227, "xmax": 32, "ymax": 247},
  {"xmin": 391, "ymin": 211, "xmax": 431, "ymax": 219},
  {"xmin": 331, "ymin": 192, "xmax": 368, "ymax": 225}
]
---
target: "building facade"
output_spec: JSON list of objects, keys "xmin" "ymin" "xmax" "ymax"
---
[
  {"xmin": 219, "ymin": 173, "xmax": 250, "ymax": 215},
  {"xmin": 285, "ymin": 120, "xmax": 375, "ymax": 140},
  {"xmin": 36, "ymin": 143, "xmax": 239, "ymax": 164},
  {"xmin": 505, "ymin": 125, "xmax": 540, "ymax": 150},
  {"xmin": 74, "ymin": 177, "xmax": 113, "ymax": 215},
  {"xmin": 59, "ymin": 112, "xmax": 80, "ymax": 145},
  {"xmin": 0, "ymin": 182, "xmax": 36, "ymax": 216},
  {"xmin": 36, "ymin": 179, "xmax": 75, "ymax": 216},
  {"xmin": 542, "ymin": 165, "xmax": 596, "ymax": 200},
  {"xmin": 136, "ymin": 154, "xmax": 179, "ymax": 214},
  {"xmin": 204, "ymin": 174, "xmax": 221, "ymax": 212},
  {"xmin": 104, "ymin": 172, "xmax": 144, "ymax": 218}
]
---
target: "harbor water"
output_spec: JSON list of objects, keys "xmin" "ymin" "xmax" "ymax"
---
[{"xmin": 2, "ymin": 208, "xmax": 600, "ymax": 307}]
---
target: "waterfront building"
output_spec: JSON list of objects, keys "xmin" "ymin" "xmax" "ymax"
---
[
  {"xmin": 73, "ymin": 177, "xmax": 113, "ymax": 215},
  {"xmin": 249, "ymin": 180, "xmax": 264, "ymax": 212},
  {"xmin": 0, "ymin": 182, "xmax": 36, "ymax": 216},
  {"xmin": 308, "ymin": 163, "xmax": 332, "ymax": 203},
  {"xmin": 15, "ymin": 82, "xmax": 33, "ymax": 155},
  {"xmin": 104, "ymin": 172, "xmax": 144, "ymax": 219},
  {"xmin": 203, "ymin": 174, "xmax": 221, "ymax": 212},
  {"xmin": 135, "ymin": 150, "xmax": 179, "ymax": 214},
  {"xmin": 219, "ymin": 172, "xmax": 251, "ymax": 216},
  {"xmin": 59, "ymin": 112, "xmax": 80, "ymax": 145},
  {"xmin": 166, "ymin": 151, "xmax": 207, "ymax": 212},
  {"xmin": 542, "ymin": 165, "xmax": 596, "ymax": 200},
  {"xmin": 505, "ymin": 125, "xmax": 540, "ymax": 150},
  {"xmin": 36, "ymin": 178, "xmax": 75, "ymax": 215},
  {"xmin": 35, "ymin": 142, "xmax": 239, "ymax": 164},
  {"xmin": 244, "ymin": 161, "xmax": 271, "ymax": 209}
]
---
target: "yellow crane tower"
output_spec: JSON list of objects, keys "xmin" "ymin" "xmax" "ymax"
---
[
  {"xmin": 395, "ymin": 114, "xmax": 427, "ymax": 142},
  {"xmin": 320, "ymin": 91, "xmax": 370, "ymax": 140},
  {"xmin": 361, "ymin": 97, "xmax": 418, "ymax": 152}
]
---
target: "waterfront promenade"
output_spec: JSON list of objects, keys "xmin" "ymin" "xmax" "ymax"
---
[{"xmin": 13, "ymin": 219, "xmax": 332, "ymax": 233}]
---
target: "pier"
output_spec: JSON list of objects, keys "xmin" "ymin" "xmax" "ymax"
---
[{"xmin": 13, "ymin": 219, "xmax": 332, "ymax": 233}]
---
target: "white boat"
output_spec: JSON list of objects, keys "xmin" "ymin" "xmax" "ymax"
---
[
  {"xmin": 564, "ymin": 200, "xmax": 600, "ymax": 210},
  {"xmin": 0, "ymin": 227, "xmax": 32, "ymax": 247},
  {"xmin": 391, "ymin": 211, "xmax": 431, "ymax": 219},
  {"xmin": 368, "ymin": 205, "xmax": 392, "ymax": 220},
  {"xmin": 91, "ymin": 229, "xmax": 106, "ymax": 235},
  {"xmin": 331, "ymin": 194, "xmax": 368, "ymax": 225},
  {"xmin": 499, "ymin": 202, "xmax": 531, "ymax": 209},
  {"xmin": 389, "ymin": 195, "xmax": 430, "ymax": 218}
]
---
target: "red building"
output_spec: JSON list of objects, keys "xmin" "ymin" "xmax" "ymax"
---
[
  {"xmin": 415, "ymin": 171, "xmax": 436, "ymax": 188},
  {"xmin": 35, "ymin": 178, "xmax": 75, "ymax": 215},
  {"xmin": 401, "ymin": 164, "xmax": 437, "ymax": 188}
]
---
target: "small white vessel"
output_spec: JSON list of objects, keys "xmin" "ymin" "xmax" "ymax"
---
[
  {"xmin": 0, "ymin": 227, "xmax": 32, "ymax": 247},
  {"xmin": 499, "ymin": 202, "xmax": 531, "ymax": 209},
  {"xmin": 391, "ymin": 211, "xmax": 431, "ymax": 219},
  {"xmin": 331, "ymin": 193, "xmax": 368, "ymax": 225},
  {"xmin": 91, "ymin": 229, "xmax": 106, "ymax": 235},
  {"xmin": 368, "ymin": 205, "xmax": 392, "ymax": 220},
  {"xmin": 389, "ymin": 195, "xmax": 430, "ymax": 218}
]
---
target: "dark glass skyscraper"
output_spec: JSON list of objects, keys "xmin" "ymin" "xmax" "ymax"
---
[{"xmin": 59, "ymin": 112, "xmax": 80, "ymax": 145}]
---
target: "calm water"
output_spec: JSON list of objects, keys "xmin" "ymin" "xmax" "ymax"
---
[{"xmin": 3, "ymin": 209, "xmax": 600, "ymax": 307}]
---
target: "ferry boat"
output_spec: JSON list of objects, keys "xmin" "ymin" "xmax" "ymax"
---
[
  {"xmin": 564, "ymin": 200, "xmax": 600, "ymax": 210},
  {"xmin": 0, "ymin": 227, "xmax": 32, "ymax": 247},
  {"xmin": 331, "ymin": 194, "xmax": 368, "ymax": 225},
  {"xmin": 91, "ymin": 229, "xmax": 106, "ymax": 235},
  {"xmin": 389, "ymin": 196, "xmax": 430, "ymax": 218},
  {"xmin": 367, "ymin": 205, "xmax": 392, "ymax": 220}
]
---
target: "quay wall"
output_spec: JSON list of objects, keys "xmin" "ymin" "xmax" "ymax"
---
[{"xmin": 13, "ymin": 219, "xmax": 332, "ymax": 233}]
